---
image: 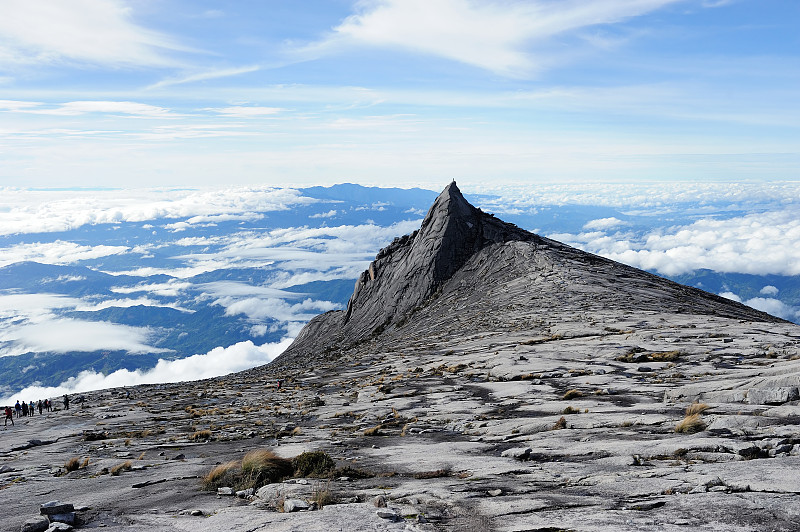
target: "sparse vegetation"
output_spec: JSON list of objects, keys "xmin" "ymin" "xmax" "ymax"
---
[
  {"xmin": 292, "ymin": 451, "xmax": 335, "ymax": 478},
  {"xmin": 364, "ymin": 424, "xmax": 382, "ymax": 436},
  {"xmin": 110, "ymin": 461, "xmax": 132, "ymax": 476},
  {"xmin": 563, "ymin": 389, "xmax": 583, "ymax": 400},
  {"xmin": 64, "ymin": 457, "xmax": 82, "ymax": 472},
  {"xmin": 562, "ymin": 406, "xmax": 581, "ymax": 415},
  {"xmin": 311, "ymin": 480, "xmax": 336, "ymax": 508},
  {"xmin": 686, "ymin": 402, "xmax": 711, "ymax": 416},
  {"xmin": 190, "ymin": 429, "xmax": 213, "ymax": 441},
  {"xmin": 204, "ymin": 449, "xmax": 294, "ymax": 492},
  {"xmin": 552, "ymin": 416, "xmax": 568, "ymax": 430},
  {"xmin": 675, "ymin": 413, "xmax": 706, "ymax": 434},
  {"xmin": 413, "ymin": 468, "xmax": 450, "ymax": 479}
]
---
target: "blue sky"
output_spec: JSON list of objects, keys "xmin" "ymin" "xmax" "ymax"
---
[{"xmin": 0, "ymin": 0, "xmax": 797, "ymax": 188}]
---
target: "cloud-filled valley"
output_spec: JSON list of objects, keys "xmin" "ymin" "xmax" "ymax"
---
[{"xmin": 1, "ymin": 182, "xmax": 799, "ymax": 404}]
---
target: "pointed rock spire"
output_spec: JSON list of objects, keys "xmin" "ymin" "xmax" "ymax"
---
[{"xmin": 339, "ymin": 181, "xmax": 535, "ymax": 338}]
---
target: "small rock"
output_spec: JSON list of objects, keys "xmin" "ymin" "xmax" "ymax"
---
[
  {"xmin": 217, "ymin": 487, "xmax": 234, "ymax": 496},
  {"xmin": 373, "ymin": 495, "xmax": 387, "ymax": 508},
  {"xmin": 190, "ymin": 510, "xmax": 203, "ymax": 517},
  {"xmin": 500, "ymin": 447, "xmax": 532, "ymax": 460},
  {"xmin": 20, "ymin": 516, "xmax": 50, "ymax": 532},
  {"xmin": 45, "ymin": 523, "xmax": 72, "ymax": 532},
  {"xmin": 627, "ymin": 500, "xmax": 666, "ymax": 511},
  {"xmin": 40, "ymin": 502, "xmax": 75, "ymax": 516},
  {"xmin": 487, "ymin": 489, "xmax": 502, "ymax": 497},
  {"xmin": 376, "ymin": 508, "xmax": 400, "ymax": 521},
  {"xmin": 49, "ymin": 514, "xmax": 76, "ymax": 526},
  {"xmin": 172, "ymin": 454, "xmax": 185, "ymax": 460},
  {"xmin": 283, "ymin": 499, "xmax": 311, "ymax": 512},
  {"xmin": 331, "ymin": 440, "xmax": 344, "ymax": 446},
  {"xmin": 297, "ymin": 479, "xmax": 309, "ymax": 485},
  {"xmin": 0, "ymin": 464, "xmax": 14, "ymax": 473},
  {"xmin": 337, "ymin": 476, "xmax": 350, "ymax": 482},
  {"xmin": 235, "ymin": 488, "xmax": 254, "ymax": 498}
]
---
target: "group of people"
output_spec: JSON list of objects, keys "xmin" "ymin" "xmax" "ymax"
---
[{"xmin": 3, "ymin": 395, "xmax": 70, "ymax": 427}]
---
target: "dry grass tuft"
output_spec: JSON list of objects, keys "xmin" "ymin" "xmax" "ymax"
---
[
  {"xmin": 552, "ymin": 416, "xmax": 568, "ymax": 430},
  {"xmin": 363, "ymin": 424, "xmax": 382, "ymax": 436},
  {"xmin": 686, "ymin": 402, "xmax": 711, "ymax": 416},
  {"xmin": 563, "ymin": 389, "xmax": 583, "ymax": 400},
  {"xmin": 110, "ymin": 461, "xmax": 132, "ymax": 476},
  {"xmin": 190, "ymin": 429, "xmax": 212, "ymax": 441},
  {"xmin": 203, "ymin": 461, "xmax": 239, "ymax": 490},
  {"xmin": 675, "ymin": 413, "xmax": 706, "ymax": 434},
  {"xmin": 311, "ymin": 480, "xmax": 336, "ymax": 508},
  {"xmin": 562, "ymin": 406, "xmax": 581, "ymax": 415},
  {"xmin": 64, "ymin": 457, "xmax": 82, "ymax": 472}
]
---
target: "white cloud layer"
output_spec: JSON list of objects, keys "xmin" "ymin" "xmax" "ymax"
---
[
  {"xmin": 720, "ymin": 291, "xmax": 799, "ymax": 322},
  {"xmin": 552, "ymin": 207, "xmax": 800, "ymax": 276},
  {"xmin": 0, "ymin": 337, "xmax": 293, "ymax": 405},
  {"xmin": 311, "ymin": 0, "xmax": 681, "ymax": 76},
  {"xmin": 0, "ymin": 318, "xmax": 169, "ymax": 356},
  {"xmin": 0, "ymin": 241, "xmax": 129, "ymax": 267},
  {"xmin": 0, "ymin": 186, "xmax": 313, "ymax": 236}
]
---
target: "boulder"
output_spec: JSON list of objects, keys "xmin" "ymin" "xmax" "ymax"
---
[
  {"xmin": 376, "ymin": 508, "xmax": 400, "ymax": 521},
  {"xmin": 20, "ymin": 517, "xmax": 49, "ymax": 532},
  {"xmin": 283, "ymin": 499, "xmax": 311, "ymax": 512},
  {"xmin": 500, "ymin": 447, "xmax": 532, "ymax": 460},
  {"xmin": 747, "ymin": 387, "xmax": 799, "ymax": 405},
  {"xmin": 45, "ymin": 523, "xmax": 73, "ymax": 532},
  {"xmin": 40, "ymin": 502, "xmax": 74, "ymax": 516}
]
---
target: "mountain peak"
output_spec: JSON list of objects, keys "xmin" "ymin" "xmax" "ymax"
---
[{"xmin": 276, "ymin": 183, "xmax": 782, "ymax": 365}]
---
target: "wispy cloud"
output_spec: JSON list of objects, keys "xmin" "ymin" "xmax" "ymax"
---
[
  {"xmin": 146, "ymin": 65, "xmax": 261, "ymax": 90},
  {"xmin": 208, "ymin": 106, "xmax": 283, "ymax": 118},
  {"xmin": 303, "ymin": 0, "xmax": 683, "ymax": 77},
  {"xmin": 0, "ymin": 0, "xmax": 186, "ymax": 69},
  {"xmin": 20, "ymin": 101, "xmax": 177, "ymax": 118},
  {"xmin": 0, "ymin": 318, "xmax": 169, "ymax": 357}
]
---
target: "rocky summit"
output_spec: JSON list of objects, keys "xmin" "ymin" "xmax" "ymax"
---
[{"xmin": 3, "ymin": 183, "xmax": 800, "ymax": 532}]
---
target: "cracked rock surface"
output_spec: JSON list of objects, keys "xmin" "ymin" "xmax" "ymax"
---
[{"xmin": 3, "ymin": 183, "xmax": 800, "ymax": 531}]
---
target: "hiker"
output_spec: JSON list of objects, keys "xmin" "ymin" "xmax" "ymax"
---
[
  {"xmin": 4, "ymin": 406, "xmax": 12, "ymax": 426},
  {"xmin": 63, "ymin": 394, "xmax": 69, "ymax": 410},
  {"xmin": 277, "ymin": 379, "xmax": 282, "ymax": 390},
  {"xmin": 37, "ymin": 400, "xmax": 43, "ymax": 415},
  {"xmin": 46, "ymin": 399, "xmax": 51, "ymax": 412},
  {"xmin": 21, "ymin": 401, "xmax": 28, "ymax": 417},
  {"xmin": 14, "ymin": 400, "xmax": 21, "ymax": 417},
  {"xmin": 29, "ymin": 401, "xmax": 35, "ymax": 416}
]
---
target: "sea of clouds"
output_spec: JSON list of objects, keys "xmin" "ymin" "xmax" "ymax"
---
[{"xmin": 1, "ymin": 181, "xmax": 799, "ymax": 402}]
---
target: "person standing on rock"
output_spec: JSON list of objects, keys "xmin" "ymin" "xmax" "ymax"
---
[
  {"xmin": 37, "ymin": 400, "xmax": 43, "ymax": 415},
  {"xmin": 21, "ymin": 401, "xmax": 28, "ymax": 417},
  {"xmin": 29, "ymin": 401, "xmax": 35, "ymax": 416},
  {"xmin": 14, "ymin": 400, "xmax": 21, "ymax": 418},
  {"xmin": 63, "ymin": 394, "xmax": 69, "ymax": 410},
  {"xmin": 3, "ymin": 406, "xmax": 13, "ymax": 426}
]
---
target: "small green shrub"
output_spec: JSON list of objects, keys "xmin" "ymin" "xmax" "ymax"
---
[{"xmin": 292, "ymin": 451, "xmax": 335, "ymax": 478}]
